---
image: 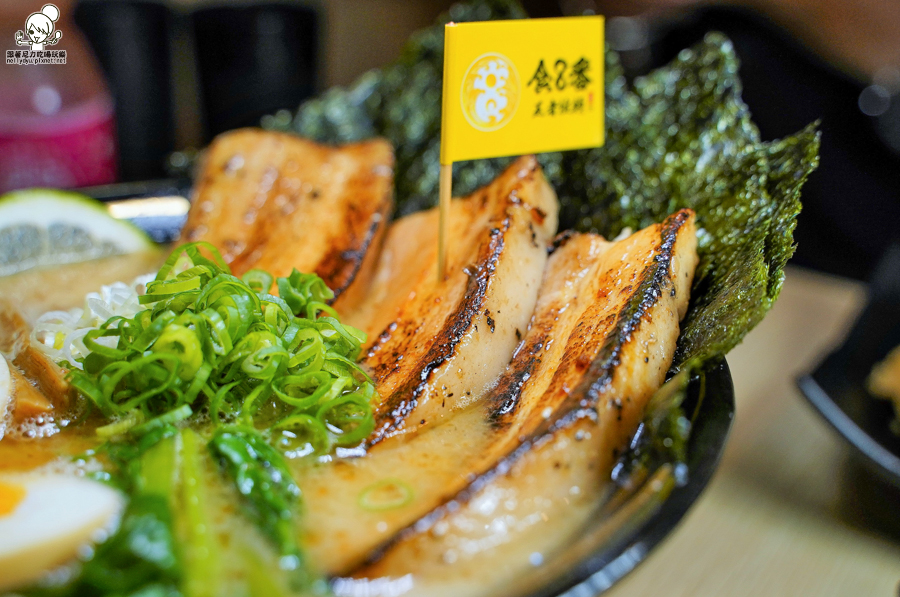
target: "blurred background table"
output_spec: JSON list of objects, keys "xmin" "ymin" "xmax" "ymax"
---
[{"xmin": 609, "ymin": 266, "xmax": 900, "ymax": 597}]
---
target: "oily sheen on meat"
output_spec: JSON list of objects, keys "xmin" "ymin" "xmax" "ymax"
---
[
  {"xmin": 180, "ymin": 129, "xmax": 394, "ymax": 300},
  {"xmin": 352, "ymin": 210, "xmax": 698, "ymax": 596},
  {"xmin": 342, "ymin": 156, "xmax": 559, "ymax": 444},
  {"xmin": 299, "ymin": 157, "xmax": 560, "ymax": 572}
]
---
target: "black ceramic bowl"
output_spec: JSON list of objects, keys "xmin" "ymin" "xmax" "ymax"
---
[
  {"xmin": 518, "ymin": 360, "xmax": 734, "ymax": 597},
  {"xmin": 797, "ymin": 245, "xmax": 900, "ymax": 489},
  {"xmin": 82, "ymin": 184, "xmax": 736, "ymax": 597}
]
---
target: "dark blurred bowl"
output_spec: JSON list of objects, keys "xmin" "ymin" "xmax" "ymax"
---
[
  {"xmin": 192, "ymin": 3, "xmax": 318, "ymax": 141},
  {"xmin": 798, "ymin": 244, "xmax": 900, "ymax": 490},
  {"xmin": 75, "ymin": 0, "xmax": 175, "ymax": 181}
]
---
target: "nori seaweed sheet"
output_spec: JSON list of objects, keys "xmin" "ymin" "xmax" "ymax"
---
[{"xmin": 264, "ymin": 0, "xmax": 820, "ymax": 370}]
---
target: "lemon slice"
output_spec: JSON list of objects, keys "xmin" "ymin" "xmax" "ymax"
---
[{"xmin": 0, "ymin": 189, "xmax": 154, "ymax": 277}]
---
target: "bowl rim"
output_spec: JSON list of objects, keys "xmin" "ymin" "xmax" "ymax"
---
[
  {"xmin": 525, "ymin": 359, "xmax": 735, "ymax": 597},
  {"xmin": 795, "ymin": 244, "xmax": 900, "ymax": 491}
]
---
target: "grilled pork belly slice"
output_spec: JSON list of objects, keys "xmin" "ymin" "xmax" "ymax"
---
[
  {"xmin": 300, "ymin": 228, "xmax": 613, "ymax": 575},
  {"xmin": 346, "ymin": 156, "xmax": 558, "ymax": 443},
  {"xmin": 352, "ymin": 209, "xmax": 698, "ymax": 596},
  {"xmin": 0, "ymin": 301, "xmax": 68, "ymax": 414},
  {"xmin": 180, "ymin": 129, "xmax": 393, "ymax": 299}
]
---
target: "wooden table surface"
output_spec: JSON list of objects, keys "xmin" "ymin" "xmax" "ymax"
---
[{"xmin": 608, "ymin": 266, "xmax": 900, "ymax": 597}]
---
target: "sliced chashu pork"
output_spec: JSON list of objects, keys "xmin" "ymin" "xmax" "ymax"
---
[
  {"xmin": 344, "ymin": 156, "xmax": 558, "ymax": 443},
  {"xmin": 0, "ymin": 301, "xmax": 66, "ymax": 421},
  {"xmin": 180, "ymin": 129, "xmax": 393, "ymax": 299},
  {"xmin": 350, "ymin": 209, "xmax": 698, "ymax": 596},
  {"xmin": 300, "ymin": 210, "xmax": 696, "ymax": 576},
  {"xmin": 300, "ymin": 226, "xmax": 607, "ymax": 574},
  {"xmin": 296, "ymin": 157, "xmax": 558, "ymax": 572}
]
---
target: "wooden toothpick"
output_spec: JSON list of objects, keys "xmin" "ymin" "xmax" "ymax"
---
[{"xmin": 437, "ymin": 163, "xmax": 452, "ymax": 281}]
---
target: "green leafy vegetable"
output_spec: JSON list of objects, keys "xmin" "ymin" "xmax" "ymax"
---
[
  {"xmin": 27, "ymin": 436, "xmax": 183, "ymax": 597},
  {"xmin": 242, "ymin": 548, "xmax": 296, "ymax": 597},
  {"xmin": 78, "ymin": 495, "xmax": 181, "ymax": 596},
  {"xmin": 179, "ymin": 429, "xmax": 221, "ymax": 597},
  {"xmin": 137, "ymin": 432, "xmax": 179, "ymax": 497},
  {"xmin": 90, "ymin": 424, "xmax": 180, "ymax": 492},
  {"xmin": 24, "ymin": 495, "xmax": 182, "ymax": 597},
  {"xmin": 207, "ymin": 427, "xmax": 304, "ymax": 578}
]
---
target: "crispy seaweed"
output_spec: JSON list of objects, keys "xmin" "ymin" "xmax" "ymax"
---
[
  {"xmin": 564, "ymin": 35, "xmax": 819, "ymax": 367},
  {"xmin": 267, "ymin": 2, "xmax": 819, "ymax": 369}
]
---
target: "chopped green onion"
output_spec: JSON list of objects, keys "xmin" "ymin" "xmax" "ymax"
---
[
  {"xmin": 151, "ymin": 324, "xmax": 204, "ymax": 380},
  {"xmin": 358, "ymin": 479, "xmax": 414, "ymax": 511},
  {"xmin": 242, "ymin": 269, "xmax": 275, "ymax": 294},
  {"xmin": 274, "ymin": 414, "xmax": 331, "ymax": 457},
  {"xmin": 67, "ymin": 241, "xmax": 377, "ymax": 457},
  {"xmin": 317, "ymin": 391, "xmax": 376, "ymax": 446},
  {"xmin": 96, "ymin": 410, "xmax": 145, "ymax": 438},
  {"xmin": 132, "ymin": 404, "xmax": 194, "ymax": 437}
]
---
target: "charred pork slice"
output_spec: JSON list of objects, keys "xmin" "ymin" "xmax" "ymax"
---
[
  {"xmin": 350, "ymin": 209, "xmax": 698, "ymax": 595},
  {"xmin": 179, "ymin": 129, "xmax": 393, "ymax": 299},
  {"xmin": 344, "ymin": 156, "xmax": 559, "ymax": 444},
  {"xmin": 299, "ymin": 226, "xmax": 609, "ymax": 575},
  {"xmin": 0, "ymin": 300, "xmax": 68, "ymax": 415}
]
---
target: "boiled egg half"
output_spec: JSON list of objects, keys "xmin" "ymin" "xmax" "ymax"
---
[{"xmin": 0, "ymin": 472, "xmax": 124, "ymax": 591}]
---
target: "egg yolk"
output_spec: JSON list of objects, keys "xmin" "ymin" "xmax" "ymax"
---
[{"xmin": 0, "ymin": 481, "xmax": 26, "ymax": 516}]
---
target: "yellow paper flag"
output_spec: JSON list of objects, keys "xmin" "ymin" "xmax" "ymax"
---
[{"xmin": 440, "ymin": 16, "xmax": 605, "ymax": 165}]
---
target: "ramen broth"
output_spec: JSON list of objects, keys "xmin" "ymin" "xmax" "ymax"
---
[
  {"xmin": 0, "ymin": 208, "xmax": 692, "ymax": 597},
  {"xmin": 0, "ymin": 252, "xmax": 311, "ymax": 592},
  {"xmin": 0, "ymin": 253, "xmax": 569, "ymax": 593},
  {"xmin": 0, "ymin": 252, "xmax": 164, "ymax": 472}
]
